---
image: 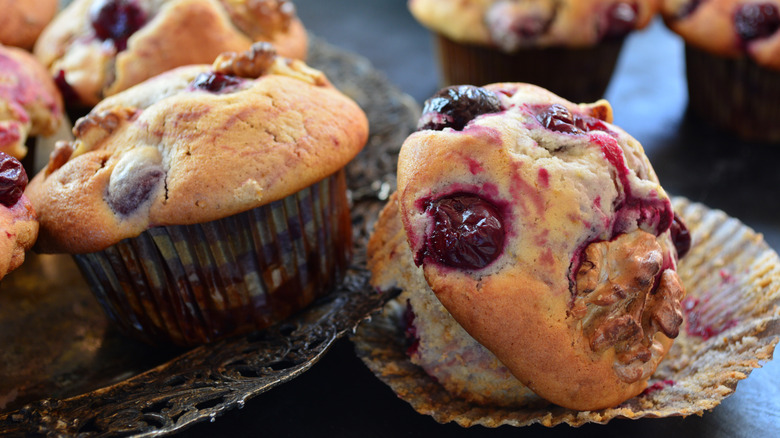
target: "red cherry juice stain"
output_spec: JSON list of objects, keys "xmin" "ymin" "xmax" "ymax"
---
[
  {"xmin": 464, "ymin": 156, "xmax": 484, "ymax": 175},
  {"xmin": 462, "ymin": 124, "xmax": 503, "ymax": 145},
  {"xmin": 719, "ymin": 270, "xmax": 735, "ymax": 284},
  {"xmin": 509, "ymin": 161, "xmax": 546, "ymax": 214},
  {"xmin": 0, "ymin": 124, "xmax": 20, "ymax": 148},
  {"xmin": 682, "ymin": 296, "xmax": 738, "ymax": 340},
  {"xmin": 537, "ymin": 167, "xmax": 550, "ymax": 188},
  {"xmin": 403, "ymin": 300, "xmax": 420, "ymax": 357},
  {"xmin": 642, "ymin": 379, "xmax": 675, "ymax": 396}
]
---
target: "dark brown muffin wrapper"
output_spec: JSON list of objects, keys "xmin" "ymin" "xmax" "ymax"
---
[
  {"xmin": 74, "ymin": 170, "xmax": 352, "ymax": 346},
  {"xmin": 685, "ymin": 45, "xmax": 780, "ymax": 143},
  {"xmin": 435, "ymin": 34, "xmax": 624, "ymax": 103}
]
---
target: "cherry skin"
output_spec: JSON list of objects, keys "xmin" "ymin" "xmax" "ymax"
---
[
  {"xmin": 418, "ymin": 85, "xmax": 503, "ymax": 131},
  {"xmin": 89, "ymin": 0, "xmax": 147, "ymax": 51},
  {"xmin": 0, "ymin": 152, "xmax": 27, "ymax": 207},
  {"xmin": 425, "ymin": 194, "xmax": 505, "ymax": 270},
  {"xmin": 189, "ymin": 72, "xmax": 243, "ymax": 93},
  {"xmin": 735, "ymin": 3, "xmax": 780, "ymax": 43},
  {"xmin": 669, "ymin": 212, "xmax": 691, "ymax": 259},
  {"xmin": 534, "ymin": 104, "xmax": 610, "ymax": 134}
]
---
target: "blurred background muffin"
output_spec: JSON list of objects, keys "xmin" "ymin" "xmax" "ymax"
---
[
  {"xmin": 26, "ymin": 43, "xmax": 368, "ymax": 346},
  {"xmin": 408, "ymin": 0, "xmax": 660, "ymax": 103},
  {"xmin": 662, "ymin": 0, "xmax": 780, "ymax": 142},
  {"xmin": 0, "ymin": 0, "xmax": 59, "ymax": 50},
  {"xmin": 35, "ymin": 0, "xmax": 308, "ymax": 108},
  {"xmin": 0, "ymin": 44, "xmax": 65, "ymax": 169}
]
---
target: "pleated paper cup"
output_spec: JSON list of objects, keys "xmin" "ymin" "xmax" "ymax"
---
[
  {"xmin": 435, "ymin": 34, "xmax": 625, "ymax": 103},
  {"xmin": 352, "ymin": 197, "xmax": 780, "ymax": 427},
  {"xmin": 74, "ymin": 170, "xmax": 352, "ymax": 346},
  {"xmin": 685, "ymin": 45, "xmax": 780, "ymax": 143}
]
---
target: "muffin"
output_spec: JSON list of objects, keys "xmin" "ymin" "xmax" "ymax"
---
[
  {"xmin": 367, "ymin": 83, "xmax": 690, "ymax": 410},
  {"xmin": 0, "ymin": 44, "xmax": 65, "ymax": 162},
  {"xmin": 0, "ymin": 0, "xmax": 59, "ymax": 50},
  {"xmin": 0, "ymin": 152, "xmax": 38, "ymax": 281},
  {"xmin": 26, "ymin": 42, "xmax": 369, "ymax": 346},
  {"xmin": 661, "ymin": 0, "xmax": 780, "ymax": 142},
  {"xmin": 409, "ymin": 0, "xmax": 660, "ymax": 102},
  {"xmin": 34, "ymin": 0, "xmax": 308, "ymax": 108}
]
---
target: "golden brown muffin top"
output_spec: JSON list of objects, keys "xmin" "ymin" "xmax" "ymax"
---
[
  {"xmin": 27, "ymin": 43, "xmax": 368, "ymax": 254},
  {"xmin": 0, "ymin": 44, "xmax": 64, "ymax": 159},
  {"xmin": 34, "ymin": 0, "xmax": 308, "ymax": 106},
  {"xmin": 409, "ymin": 0, "xmax": 660, "ymax": 50},
  {"xmin": 0, "ymin": 0, "xmax": 59, "ymax": 50},
  {"xmin": 662, "ymin": 0, "xmax": 780, "ymax": 70}
]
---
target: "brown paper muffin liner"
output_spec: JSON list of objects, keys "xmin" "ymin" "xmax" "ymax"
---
[
  {"xmin": 685, "ymin": 45, "xmax": 780, "ymax": 142},
  {"xmin": 352, "ymin": 197, "xmax": 780, "ymax": 427},
  {"xmin": 74, "ymin": 170, "xmax": 352, "ymax": 346},
  {"xmin": 435, "ymin": 34, "xmax": 625, "ymax": 103}
]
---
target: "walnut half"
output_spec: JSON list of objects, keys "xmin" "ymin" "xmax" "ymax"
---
[{"xmin": 571, "ymin": 230, "xmax": 685, "ymax": 383}]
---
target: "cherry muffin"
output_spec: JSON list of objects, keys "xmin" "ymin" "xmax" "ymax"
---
[
  {"xmin": 661, "ymin": 0, "xmax": 780, "ymax": 142},
  {"xmin": 408, "ymin": 0, "xmax": 660, "ymax": 102},
  {"xmin": 0, "ymin": 0, "xmax": 59, "ymax": 50},
  {"xmin": 368, "ymin": 83, "xmax": 690, "ymax": 410},
  {"xmin": 27, "ymin": 43, "xmax": 368, "ymax": 346},
  {"xmin": 0, "ymin": 44, "xmax": 65, "ymax": 161},
  {"xmin": 34, "ymin": 0, "xmax": 308, "ymax": 107},
  {"xmin": 0, "ymin": 152, "xmax": 38, "ymax": 281}
]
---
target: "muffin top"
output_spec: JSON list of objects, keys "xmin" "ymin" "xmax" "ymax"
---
[
  {"xmin": 0, "ymin": 0, "xmax": 59, "ymax": 50},
  {"xmin": 662, "ymin": 0, "xmax": 780, "ymax": 70},
  {"xmin": 408, "ymin": 0, "xmax": 660, "ymax": 50},
  {"xmin": 27, "ymin": 43, "xmax": 368, "ymax": 254},
  {"xmin": 394, "ymin": 83, "xmax": 687, "ymax": 410},
  {"xmin": 0, "ymin": 44, "xmax": 64, "ymax": 159},
  {"xmin": 0, "ymin": 152, "xmax": 38, "ymax": 280},
  {"xmin": 35, "ymin": 0, "xmax": 309, "ymax": 106}
]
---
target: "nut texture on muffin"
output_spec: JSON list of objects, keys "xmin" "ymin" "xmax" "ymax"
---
[
  {"xmin": 0, "ymin": 44, "xmax": 64, "ymax": 159},
  {"xmin": 27, "ymin": 42, "xmax": 368, "ymax": 255},
  {"xmin": 369, "ymin": 83, "xmax": 689, "ymax": 410},
  {"xmin": 35, "ymin": 0, "xmax": 309, "ymax": 106}
]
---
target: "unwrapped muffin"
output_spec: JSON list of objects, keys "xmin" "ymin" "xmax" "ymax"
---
[
  {"xmin": 0, "ymin": 44, "xmax": 64, "ymax": 161},
  {"xmin": 27, "ymin": 43, "xmax": 368, "ymax": 346},
  {"xmin": 0, "ymin": 0, "xmax": 59, "ymax": 50},
  {"xmin": 409, "ymin": 0, "xmax": 660, "ymax": 102},
  {"xmin": 35, "ymin": 0, "xmax": 308, "ymax": 107},
  {"xmin": 368, "ymin": 83, "xmax": 690, "ymax": 410},
  {"xmin": 661, "ymin": 0, "xmax": 780, "ymax": 141}
]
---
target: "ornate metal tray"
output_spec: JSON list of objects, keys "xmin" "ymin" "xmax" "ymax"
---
[{"xmin": 0, "ymin": 38, "xmax": 419, "ymax": 437}]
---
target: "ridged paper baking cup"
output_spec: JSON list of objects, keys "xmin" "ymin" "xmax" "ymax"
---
[
  {"xmin": 435, "ymin": 34, "xmax": 624, "ymax": 103},
  {"xmin": 685, "ymin": 45, "xmax": 780, "ymax": 142},
  {"xmin": 74, "ymin": 170, "xmax": 352, "ymax": 346},
  {"xmin": 352, "ymin": 197, "xmax": 780, "ymax": 427}
]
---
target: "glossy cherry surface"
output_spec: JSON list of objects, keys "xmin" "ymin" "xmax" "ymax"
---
[
  {"xmin": 190, "ymin": 72, "xmax": 244, "ymax": 93},
  {"xmin": 0, "ymin": 152, "xmax": 27, "ymax": 207},
  {"xmin": 425, "ymin": 194, "xmax": 505, "ymax": 270},
  {"xmin": 418, "ymin": 86, "xmax": 502, "ymax": 131},
  {"xmin": 89, "ymin": 0, "xmax": 147, "ymax": 51},
  {"xmin": 735, "ymin": 3, "xmax": 780, "ymax": 42}
]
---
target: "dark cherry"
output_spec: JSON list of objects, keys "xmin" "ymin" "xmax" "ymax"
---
[
  {"xmin": 603, "ymin": 2, "xmax": 639, "ymax": 39},
  {"xmin": 107, "ymin": 166, "xmax": 164, "ymax": 215},
  {"xmin": 534, "ymin": 104, "xmax": 610, "ymax": 135},
  {"xmin": 0, "ymin": 152, "xmax": 28, "ymax": 207},
  {"xmin": 53, "ymin": 69, "xmax": 80, "ymax": 103},
  {"xmin": 418, "ymin": 85, "xmax": 503, "ymax": 131},
  {"xmin": 669, "ymin": 212, "xmax": 691, "ymax": 259},
  {"xmin": 425, "ymin": 194, "xmax": 505, "ymax": 270},
  {"xmin": 189, "ymin": 72, "xmax": 243, "ymax": 93},
  {"xmin": 89, "ymin": 0, "xmax": 147, "ymax": 51},
  {"xmin": 734, "ymin": 3, "xmax": 780, "ymax": 43}
]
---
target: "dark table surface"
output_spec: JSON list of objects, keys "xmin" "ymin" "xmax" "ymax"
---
[{"xmin": 180, "ymin": 0, "xmax": 777, "ymax": 436}]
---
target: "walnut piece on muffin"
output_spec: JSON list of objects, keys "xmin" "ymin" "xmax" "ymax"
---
[
  {"xmin": 34, "ymin": 0, "xmax": 309, "ymax": 107},
  {"xmin": 0, "ymin": 45, "xmax": 64, "ymax": 160},
  {"xmin": 369, "ymin": 83, "xmax": 690, "ymax": 410}
]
